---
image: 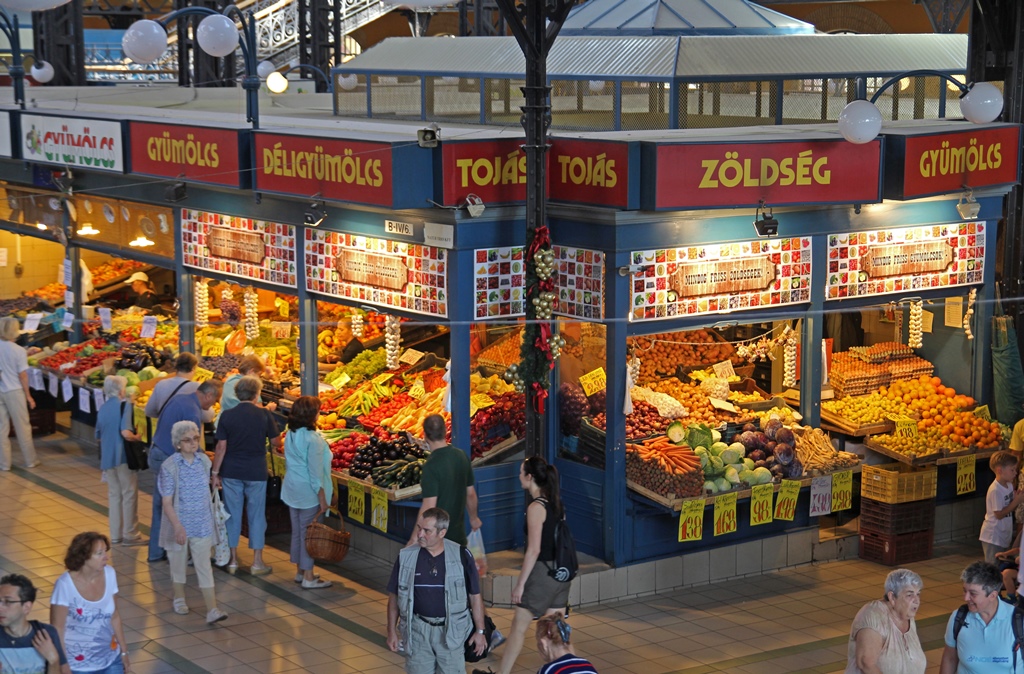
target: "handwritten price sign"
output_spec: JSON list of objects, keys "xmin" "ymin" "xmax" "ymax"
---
[
  {"xmin": 370, "ymin": 487, "xmax": 388, "ymax": 532},
  {"xmin": 347, "ymin": 479, "xmax": 365, "ymax": 523},
  {"xmin": 714, "ymin": 492, "xmax": 738, "ymax": 536},
  {"xmin": 809, "ymin": 475, "xmax": 833, "ymax": 516},
  {"xmin": 774, "ymin": 480, "xmax": 800, "ymax": 521},
  {"xmin": 712, "ymin": 360, "xmax": 736, "ymax": 380},
  {"xmin": 192, "ymin": 367, "xmax": 215, "ymax": 384},
  {"xmin": 973, "ymin": 405, "xmax": 992, "ymax": 421},
  {"xmin": 888, "ymin": 413, "xmax": 919, "ymax": 438},
  {"xmin": 750, "ymin": 484, "xmax": 774, "ymax": 526},
  {"xmin": 578, "ymin": 368, "xmax": 607, "ymax": 396},
  {"xmin": 831, "ymin": 470, "xmax": 853, "ymax": 511},
  {"xmin": 677, "ymin": 499, "xmax": 704, "ymax": 542},
  {"xmin": 956, "ymin": 456, "xmax": 977, "ymax": 495}
]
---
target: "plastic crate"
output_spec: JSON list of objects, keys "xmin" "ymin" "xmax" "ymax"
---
[
  {"xmin": 9, "ymin": 407, "xmax": 56, "ymax": 437},
  {"xmin": 861, "ymin": 463, "xmax": 937, "ymax": 504},
  {"xmin": 859, "ymin": 529, "xmax": 934, "ymax": 566},
  {"xmin": 859, "ymin": 497, "xmax": 935, "ymax": 536}
]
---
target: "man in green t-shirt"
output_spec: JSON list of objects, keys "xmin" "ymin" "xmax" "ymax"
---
[{"xmin": 409, "ymin": 414, "xmax": 481, "ymax": 546}]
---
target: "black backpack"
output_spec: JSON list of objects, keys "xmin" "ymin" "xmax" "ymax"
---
[
  {"xmin": 952, "ymin": 602, "xmax": 1024, "ymax": 663},
  {"xmin": 546, "ymin": 516, "xmax": 579, "ymax": 583}
]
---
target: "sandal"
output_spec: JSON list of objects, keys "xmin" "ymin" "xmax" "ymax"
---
[
  {"xmin": 225, "ymin": 563, "xmax": 238, "ymax": 575},
  {"xmin": 172, "ymin": 598, "xmax": 189, "ymax": 615},
  {"xmin": 249, "ymin": 565, "xmax": 273, "ymax": 576}
]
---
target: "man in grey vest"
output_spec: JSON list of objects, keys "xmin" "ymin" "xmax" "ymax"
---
[{"xmin": 387, "ymin": 507, "xmax": 488, "ymax": 673}]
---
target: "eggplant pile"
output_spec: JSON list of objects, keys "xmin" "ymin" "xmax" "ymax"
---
[
  {"xmin": 115, "ymin": 344, "xmax": 167, "ymax": 372},
  {"xmin": 348, "ymin": 431, "xmax": 430, "ymax": 488}
]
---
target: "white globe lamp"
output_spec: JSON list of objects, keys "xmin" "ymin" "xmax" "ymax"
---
[
  {"xmin": 837, "ymin": 99, "xmax": 883, "ymax": 145},
  {"xmin": 257, "ymin": 60, "xmax": 276, "ymax": 79},
  {"xmin": 121, "ymin": 19, "xmax": 168, "ymax": 64},
  {"xmin": 960, "ymin": 82, "xmax": 1003, "ymax": 124},
  {"xmin": 30, "ymin": 61, "xmax": 55, "ymax": 84},
  {"xmin": 266, "ymin": 71, "xmax": 289, "ymax": 94},
  {"xmin": 196, "ymin": 14, "xmax": 239, "ymax": 58},
  {"xmin": 338, "ymin": 74, "xmax": 358, "ymax": 91}
]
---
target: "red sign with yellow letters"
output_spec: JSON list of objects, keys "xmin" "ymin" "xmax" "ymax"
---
[
  {"xmin": 130, "ymin": 122, "xmax": 243, "ymax": 187},
  {"xmin": 441, "ymin": 139, "xmax": 526, "ymax": 205},
  {"xmin": 645, "ymin": 139, "xmax": 882, "ymax": 210},
  {"xmin": 896, "ymin": 125, "xmax": 1021, "ymax": 199},
  {"xmin": 549, "ymin": 139, "xmax": 633, "ymax": 208},
  {"xmin": 254, "ymin": 133, "xmax": 394, "ymax": 207}
]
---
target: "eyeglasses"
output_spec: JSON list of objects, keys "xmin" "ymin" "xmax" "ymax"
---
[
  {"xmin": 179, "ymin": 436, "xmax": 201, "ymax": 445},
  {"xmin": 0, "ymin": 599, "xmax": 27, "ymax": 607}
]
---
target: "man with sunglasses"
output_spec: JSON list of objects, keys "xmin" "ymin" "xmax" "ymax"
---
[
  {"xmin": 386, "ymin": 508, "xmax": 488, "ymax": 674},
  {"xmin": 0, "ymin": 574, "xmax": 67, "ymax": 674}
]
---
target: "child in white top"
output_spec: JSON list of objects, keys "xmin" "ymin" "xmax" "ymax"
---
[{"xmin": 980, "ymin": 451, "xmax": 1024, "ymax": 565}]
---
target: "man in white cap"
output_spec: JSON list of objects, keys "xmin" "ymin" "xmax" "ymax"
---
[{"xmin": 125, "ymin": 272, "xmax": 157, "ymax": 309}]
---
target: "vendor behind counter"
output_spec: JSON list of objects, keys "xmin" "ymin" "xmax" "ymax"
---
[{"xmin": 318, "ymin": 320, "xmax": 365, "ymax": 372}]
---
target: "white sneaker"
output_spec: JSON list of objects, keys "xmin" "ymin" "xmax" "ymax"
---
[
  {"xmin": 301, "ymin": 578, "xmax": 332, "ymax": 589},
  {"xmin": 294, "ymin": 573, "xmax": 320, "ymax": 584},
  {"xmin": 206, "ymin": 607, "xmax": 228, "ymax": 624}
]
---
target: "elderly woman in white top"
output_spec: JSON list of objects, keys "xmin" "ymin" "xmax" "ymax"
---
[
  {"xmin": 94, "ymin": 375, "xmax": 145, "ymax": 546},
  {"xmin": 0, "ymin": 315, "xmax": 37, "ymax": 472},
  {"xmin": 846, "ymin": 568, "xmax": 926, "ymax": 674}
]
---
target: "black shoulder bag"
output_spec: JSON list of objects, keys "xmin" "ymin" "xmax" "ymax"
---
[{"xmin": 120, "ymin": 400, "xmax": 149, "ymax": 471}]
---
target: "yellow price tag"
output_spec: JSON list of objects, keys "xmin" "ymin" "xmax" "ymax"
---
[
  {"xmin": 774, "ymin": 479, "xmax": 800, "ymax": 521},
  {"xmin": 714, "ymin": 492, "xmax": 737, "ymax": 536},
  {"xmin": 329, "ymin": 476, "xmax": 340, "ymax": 516},
  {"xmin": 373, "ymin": 372, "xmax": 394, "ymax": 386},
  {"xmin": 677, "ymin": 499, "xmax": 704, "ymax": 542},
  {"xmin": 578, "ymin": 368, "xmax": 607, "ymax": 397},
  {"xmin": 888, "ymin": 413, "xmax": 919, "ymax": 438},
  {"xmin": 974, "ymin": 405, "xmax": 992, "ymax": 421},
  {"xmin": 334, "ymin": 372, "xmax": 351, "ymax": 388},
  {"xmin": 750, "ymin": 484, "xmax": 774, "ymax": 526},
  {"xmin": 193, "ymin": 367, "xmax": 215, "ymax": 384},
  {"xmin": 202, "ymin": 339, "xmax": 225, "ymax": 357},
  {"xmin": 831, "ymin": 470, "xmax": 853, "ymax": 511},
  {"xmin": 409, "ymin": 380, "xmax": 425, "ymax": 400},
  {"xmin": 347, "ymin": 479, "xmax": 365, "ymax": 523},
  {"xmin": 956, "ymin": 455, "xmax": 977, "ymax": 495},
  {"xmin": 370, "ymin": 487, "xmax": 388, "ymax": 532},
  {"xmin": 470, "ymin": 393, "xmax": 494, "ymax": 409}
]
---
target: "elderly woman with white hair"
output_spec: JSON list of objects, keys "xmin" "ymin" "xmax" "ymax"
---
[
  {"xmin": 94, "ymin": 375, "xmax": 145, "ymax": 546},
  {"xmin": 845, "ymin": 568, "xmax": 926, "ymax": 674},
  {"xmin": 160, "ymin": 420, "xmax": 228, "ymax": 624},
  {"xmin": 0, "ymin": 315, "xmax": 38, "ymax": 471}
]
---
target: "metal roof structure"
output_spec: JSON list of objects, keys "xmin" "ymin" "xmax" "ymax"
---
[
  {"xmin": 560, "ymin": 0, "xmax": 815, "ymax": 36},
  {"xmin": 340, "ymin": 33, "xmax": 967, "ymax": 81}
]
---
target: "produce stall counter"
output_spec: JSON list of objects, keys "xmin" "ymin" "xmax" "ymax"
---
[{"xmin": 627, "ymin": 465, "xmax": 864, "ymax": 513}]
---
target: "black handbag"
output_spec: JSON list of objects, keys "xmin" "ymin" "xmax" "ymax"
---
[
  {"xmin": 120, "ymin": 401, "xmax": 148, "ymax": 471},
  {"xmin": 266, "ymin": 446, "xmax": 282, "ymax": 502}
]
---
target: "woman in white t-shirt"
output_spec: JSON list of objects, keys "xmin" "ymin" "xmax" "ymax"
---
[{"xmin": 50, "ymin": 533, "xmax": 130, "ymax": 674}]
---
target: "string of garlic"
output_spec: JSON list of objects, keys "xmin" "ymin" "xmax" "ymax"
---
[
  {"xmin": 243, "ymin": 287, "xmax": 260, "ymax": 341},
  {"xmin": 963, "ymin": 288, "xmax": 977, "ymax": 340},
  {"xmin": 782, "ymin": 332, "xmax": 798, "ymax": 388},
  {"xmin": 385, "ymin": 314, "xmax": 402, "ymax": 369},
  {"xmin": 194, "ymin": 281, "xmax": 209, "ymax": 330},
  {"xmin": 908, "ymin": 300, "xmax": 923, "ymax": 349},
  {"xmin": 350, "ymin": 312, "xmax": 364, "ymax": 338}
]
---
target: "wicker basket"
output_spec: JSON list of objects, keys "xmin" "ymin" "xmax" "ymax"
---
[{"xmin": 305, "ymin": 517, "xmax": 351, "ymax": 563}]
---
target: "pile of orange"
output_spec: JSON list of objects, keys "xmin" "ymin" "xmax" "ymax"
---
[{"xmin": 880, "ymin": 376, "xmax": 1001, "ymax": 450}]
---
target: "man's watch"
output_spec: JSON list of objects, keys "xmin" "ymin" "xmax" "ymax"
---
[{"xmin": 476, "ymin": 629, "xmax": 486, "ymax": 635}]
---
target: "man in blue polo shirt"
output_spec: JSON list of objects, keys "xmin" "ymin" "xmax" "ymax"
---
[
  {"xmin": 941, "ymin": 561, "xmax": 1022, "ymax": 674},
  {"xmin": 147, "ymin": 379, "xmax": 222, "ymax": 562}
]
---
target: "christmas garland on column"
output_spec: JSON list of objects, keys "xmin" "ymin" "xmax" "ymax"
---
[{"xmin": 520, "ymin": 225, "xmax": 557, "ymax": 413}]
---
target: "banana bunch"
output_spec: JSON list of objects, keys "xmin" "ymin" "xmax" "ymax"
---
[
  {"xmin": 373, "ymin": 457, "xmax": 427, "ymax": 489},
  {"xmin": 317, "ymin": 330, "xmax": 336, "ymax": 360}
]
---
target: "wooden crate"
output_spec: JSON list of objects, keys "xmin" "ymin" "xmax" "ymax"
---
[{"xmin": 861, "ymin": 463, "xmax": 937, "ymax": 504}]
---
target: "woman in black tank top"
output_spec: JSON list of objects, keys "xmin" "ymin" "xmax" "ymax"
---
[{"xmin": 477, "ymin": 457, "xmax": 571, "ymax": 674}]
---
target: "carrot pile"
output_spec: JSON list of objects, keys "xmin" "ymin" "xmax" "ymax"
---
[{"xmin": 625, "ymin": 436, "xmax": 704, "ymax": 498}]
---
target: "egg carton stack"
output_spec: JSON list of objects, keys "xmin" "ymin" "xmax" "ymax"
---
[
  {"xmin": 885, "ymin": 356, "xmax": 934, "ymax": 383},
  {"xmin": 830, "ymin": 354, "xmax": 891, "ymax": 398},
  {"xmin": 849, "ymin": 342, "xmax": 914, "ymax": 364}
]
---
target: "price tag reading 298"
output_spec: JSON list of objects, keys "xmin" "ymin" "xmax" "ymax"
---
[{"xmin": 956, "ymin": 456, "xmax": 977, "ymax": 495}]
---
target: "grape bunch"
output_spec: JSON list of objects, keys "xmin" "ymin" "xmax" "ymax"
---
[{"xmin": 219, "ymin": 289, "xmax": 241, "ymax": 327}]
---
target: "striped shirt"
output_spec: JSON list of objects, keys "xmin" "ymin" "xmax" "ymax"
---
[{"xmin": 539, "ymin": 654, "xmax": 598, "ymax": 674}]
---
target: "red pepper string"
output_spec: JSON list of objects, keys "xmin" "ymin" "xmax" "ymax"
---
[{"xmin": 531, "ymin": 382, "xmax": 547, "ymax": 413}]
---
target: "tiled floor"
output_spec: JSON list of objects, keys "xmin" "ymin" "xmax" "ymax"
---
[{"xmin": 0, "ymin": 432, "xmax": 983, "ymax": 673}]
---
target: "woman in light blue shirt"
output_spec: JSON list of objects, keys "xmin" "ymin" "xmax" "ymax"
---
[
  {"xmin": 281, "ymin": 395, "xmax": 333, "ymax": 589},
  {"xmin": 95, "ymin": 375, "xmax": 144, "ymax": 546}
]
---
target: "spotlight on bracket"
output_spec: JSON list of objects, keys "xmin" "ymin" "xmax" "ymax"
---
[
  {"xmin": 956, "ymin": 189, "xmax": 980, "ymax": 220},
  {"xmin": 753, "ymin": 200, "xmax": 779, "ymax": 238},
  {"xmin": 164, "ymin": 181, "xmax": 187, "ymax": 203},
  {"xmin": 305, "ymin": 196, "xmax": 326, "ymax": 227}
]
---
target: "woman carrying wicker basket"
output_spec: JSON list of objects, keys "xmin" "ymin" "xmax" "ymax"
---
[{"xmin": 281, "ymin": 395, "xmax": 334, "ymax": 589}]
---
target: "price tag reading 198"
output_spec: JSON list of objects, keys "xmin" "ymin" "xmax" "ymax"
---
[
  {"xmin": 677, "ymin": 499, "xmax": 704, "ymax": 543},
  {"xmin": 774, "ymin": 480, "xmax": 800, "ymax": 521},
  {"xmin": 956, "ymin": 456, "xmax": 977, "ymax": 495},
  {"xmin": 750, "ymin": 484, "xmax": 774, "ymax": 526},
  {"xmin": 714, "ymin": 492, "xmax": 738, "ymax": 536}
]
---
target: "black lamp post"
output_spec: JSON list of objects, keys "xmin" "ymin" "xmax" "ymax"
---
[
  {"xmin": 491, "ymin": 0, "xmax": 574, "ymax": 457},
  {"xmin": 0, "ymin": 8, "xmax": 55, "ymax": 108},
  {"xmin": 121, "ymin": 6, "xmax": 262, "ymax": 128}
]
